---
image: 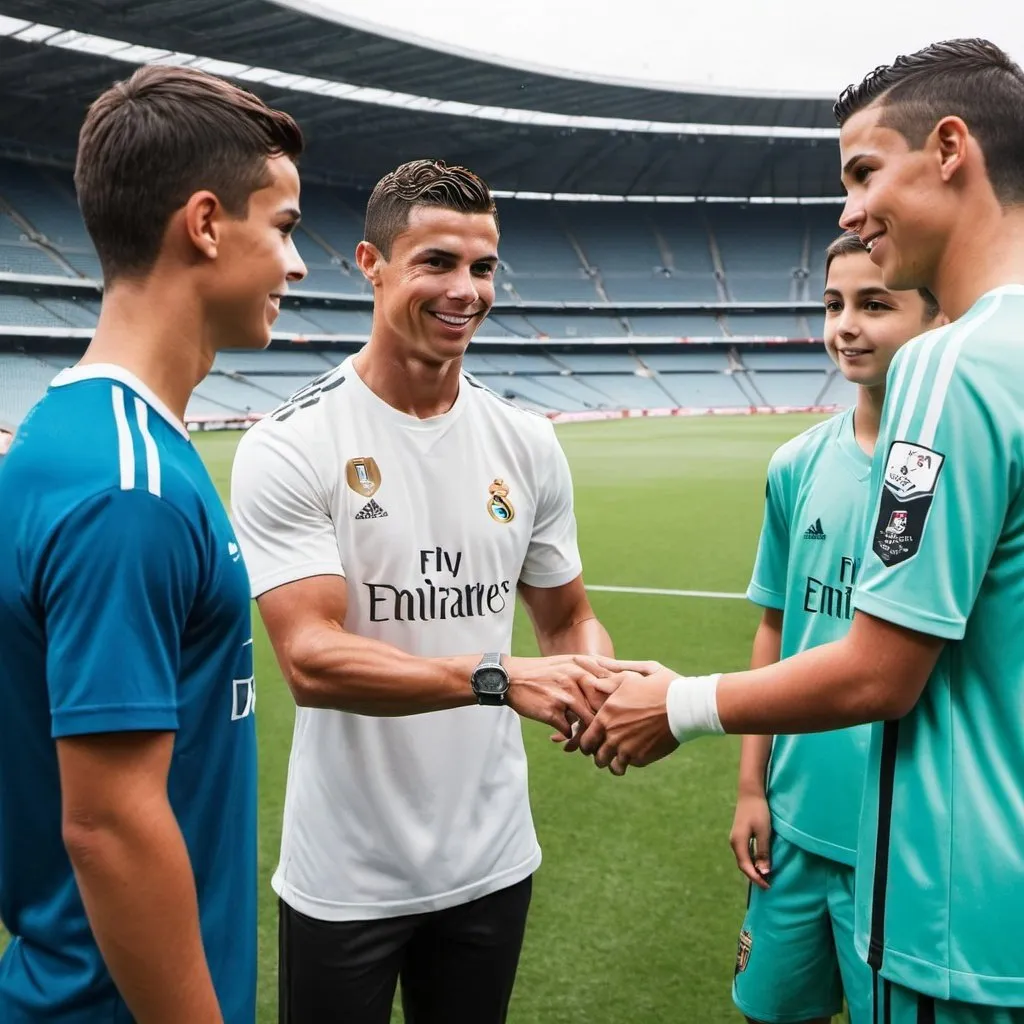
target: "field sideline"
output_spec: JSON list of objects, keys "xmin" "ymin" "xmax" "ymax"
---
[{"xmin": 3, "ymin": 413, "xmax": 829, "ymax": 1022}]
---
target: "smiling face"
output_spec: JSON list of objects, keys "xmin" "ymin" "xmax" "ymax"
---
[
  {"xmin": 823, "ymin": 248, "xmax": 941, "ymax": 386},
  {"xmin": 838, "ymin": 103, "xmax": 959, "ymax": 294},
  {"xmin": 358, "ymin": 204, "xmax": 498, "ymax": 365},
  {"xmin": 202, "ymin": 154, "xmax": 307, "ymax": 350}
]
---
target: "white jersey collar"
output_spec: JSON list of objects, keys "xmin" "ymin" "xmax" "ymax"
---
[{"xmin": 341, "ymin": 355, "xmax": 469, "ymax": 432}]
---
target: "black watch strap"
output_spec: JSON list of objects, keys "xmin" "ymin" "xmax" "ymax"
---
[{"xmin": 472, "ymin": 652, "xmax": 509, "ymax": 706}]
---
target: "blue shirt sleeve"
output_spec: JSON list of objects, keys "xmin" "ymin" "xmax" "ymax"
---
[
  {"xmin": 39, "ymin": 488, "xmax": 201, "ymax": 738},
  {"xmin": 746, "ymin": 453, "xmax": 791, "ymax": 610}
]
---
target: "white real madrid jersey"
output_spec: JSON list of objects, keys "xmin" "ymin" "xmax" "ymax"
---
[{"xmin": 231, "ymin": 355, "xmax": 583, "ymax": 920}]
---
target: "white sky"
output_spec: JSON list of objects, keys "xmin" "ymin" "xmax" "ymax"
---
[{"xmin": 295, "ymin": 0, "xmax": 1024, "ymax": 98}]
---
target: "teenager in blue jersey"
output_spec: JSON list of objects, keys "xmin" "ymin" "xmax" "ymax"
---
[
  {"xmin": 579, "ymin": 37, "xmax": 1024, "ymax": 1024},
  {"xmin": 0, "ymin": 66, "xmax": 305, "ymax": 1022},
  {"xmin": 730, "ymin": 234, "xmax": 943, "ymax": 1024}
]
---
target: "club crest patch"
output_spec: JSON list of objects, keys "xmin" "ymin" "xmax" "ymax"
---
[
  {"xmin": 346, "ymin": 457, "xmax": 381, "ymax": 498},
  {"xmin": 735, "ymin": 930, "xmax": 753, "ymax": 974},
  {"xmin": 872, "ymin": 441, "xmax": 945, "ymax": 567},
  {"xmin": 884, "ymin": 510, "xmax": 908, "ymax": 536},
  {"xmin": 487, "ymin": 479, "xmax": 515, "ymax": 524},
  {"xmin": 883, "ymin": 442, "xmax": 944, "ymax": 500}
]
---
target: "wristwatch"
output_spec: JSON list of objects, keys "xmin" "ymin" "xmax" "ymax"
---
[{"xmin": 471, "ymin": 652, "xmax": 510, "ymax": 706}]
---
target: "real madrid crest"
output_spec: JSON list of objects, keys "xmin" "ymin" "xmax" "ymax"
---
[
  {"xmin": 487, "ymin": 479, "xmax": 515, "ymax": 524},
  {"xmin": 735, "ymin": 930, "xmax": 752, "ymax": 974},
  {"xmin": 345, "ymin": 457, "xmax": 382, "ymax": 498}
]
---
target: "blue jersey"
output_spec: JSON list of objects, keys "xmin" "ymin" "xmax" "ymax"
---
[
  {"xmin": 748, "ymin": 409, "xmax": 872, "ymax": 865},
  {"xmin": 0, "ymin": 365, "xmax": 257, "ymax": 1022}
]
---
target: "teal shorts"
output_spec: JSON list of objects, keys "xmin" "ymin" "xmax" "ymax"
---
[
  {"xmin": 732, "ymin": 832, "xmax": 871, "ymax": 1024},
  {"xmin": 874, "ymin": 975, "xmax": 1024, "ymax": 1024}
]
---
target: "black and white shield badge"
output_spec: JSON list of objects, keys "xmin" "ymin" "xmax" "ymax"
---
[{"xmin": 872, "ymin": 441, "xmax": 945, "ymax": 567}]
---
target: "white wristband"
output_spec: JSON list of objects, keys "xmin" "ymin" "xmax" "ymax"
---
[{"xmin": 666, "ymin": 674, "xmax": 724, "ymax": 744}]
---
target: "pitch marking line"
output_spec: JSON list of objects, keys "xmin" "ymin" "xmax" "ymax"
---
[{"xmin": 586, "ymin": 584, "xmax": 747, "ymax": 600}]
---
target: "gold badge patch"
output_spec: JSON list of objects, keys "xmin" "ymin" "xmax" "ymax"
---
[
  {"xmin": 487, "ymin": 479, "xmax": 515, "ymax": 524},
  {"xmin": 735, "ymin": 930, "xmax": 752, "ymax": 974},
  {"xmin": 345, "ymin": 457, "xmax": 381, "ymax": 498}
]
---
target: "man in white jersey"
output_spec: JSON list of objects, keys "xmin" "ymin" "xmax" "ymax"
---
[{"xmin": 231, "ymin": 158, "xmax": 616, "ymax": 1024}]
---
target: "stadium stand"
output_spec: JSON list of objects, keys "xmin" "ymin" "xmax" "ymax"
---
[
  {"xmin": 0, "ymin": 154, "xmax": 848, "ymax": 426},
  {"xmin": 0, "ymin": 10, "xmax": 850, "ymax": 432},
  {"xmin": 0, "ymin": 158, "xmax": 842, "ymax": 310}
]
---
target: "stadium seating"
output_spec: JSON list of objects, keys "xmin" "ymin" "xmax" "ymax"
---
[
  {"xmin": 741, "ymin": 350, "xmax": 833, "ymax": 371},
  {"xmin": 656, "ymin": 372, "xmax": 751, "ymax": 408},
  {"xmin": 0, "ymin": 345, "xmax": 847, "ymax": 426},
  {"xmin": 0, "ymin": 159, "xmax": 843, "ymax": 307},
  {"xmin": 299, "ymin": 308, "xmax": 373, "ymax": 334},
  {"xmin": 212, "ymin": 350, "xmax": 337, "ymax": 374},
  {"xmin": 709, "ymin": 206, "xmax": 806, "ymax": 302},
  {"xmin": 0, "ymin": 156, "xmax": 851, "ymax": 426},
  {"xmin": 474, "ymin": 314, "xmax": 537, "ymax": 338},
  {"xmin": 625, "ymin": 313, "xmax": 723, "ymax": 337},
  {"xmin": 747, "ymin": 370, "xmax": 829, "ymax": 407},
  {"xmin": 817, "ymin": 371, "xmax": 859, "ymax": 408},
  {"xmin": 0, "ymin": 241, "xmax": 71, "ymax": 277},
  {"xmin": 0, "ymin": 353, "xmax": 61, "ymax": 426}
]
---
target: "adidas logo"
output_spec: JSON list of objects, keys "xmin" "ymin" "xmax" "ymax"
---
[
  {"xmin": 355, "ymin": 499, "xmax": 388, "ymax": 520},
  {"xmin": 803, "ymin": 518, "xmax": 826, "ymax": 540}
]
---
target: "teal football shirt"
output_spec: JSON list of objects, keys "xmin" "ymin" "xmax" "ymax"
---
[
  {"xmin": 852, "ymin": 285, "xmax": 1024, "ymax": 1006},
  {"xmin": 748, "ymin": 407, "xmax": 872, "ymax": 866}
]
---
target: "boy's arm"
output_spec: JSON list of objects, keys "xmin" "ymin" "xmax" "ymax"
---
[
  {"xmin": 42, "ymin": 491, "xmax": 222, "ymax": 1021},
  {"xmin": 730, "ymin": 608, "xmax": 782, "ymax": 888},
  {"xmin": 59, "ymin": 733, "xmax": 222, "ymax": 1024}
]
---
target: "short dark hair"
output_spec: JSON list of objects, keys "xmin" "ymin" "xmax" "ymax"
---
[
  {"xmin": 833, "ymin": 38, "xmax": 1024, "ymax": 204},
  {"xmin": 825, "ymin": 231, "xmax": 940, "ymax": 321},
  {"xmin": 75, "ymin": 64, "xmax": 304, "ymax": 282},
  {"xmin": 364, "ymin": 159, "xmax": 497, "ymax": 258}
]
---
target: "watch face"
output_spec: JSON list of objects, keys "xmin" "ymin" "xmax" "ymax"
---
[{"xmin": 474, "ymin": 666, "xmax": 508, "ymax": 694}]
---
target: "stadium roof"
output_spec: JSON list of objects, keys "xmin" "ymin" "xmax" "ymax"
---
[
  {"xmin": 0, "ymin": 0, "xmax": 839, "ymax": 128},
  {"xmin": 0, "ymin": 9, "xmax": 844, "ymax": 198}
]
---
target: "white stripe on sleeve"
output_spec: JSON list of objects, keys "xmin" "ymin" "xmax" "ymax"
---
[
  {"xmin": 894, "ymin": 329, "xmax": 944, "ymax": 441},
  {"xmin": 918, "ymin": 297, "xmax": 1003, "ymax": 448},
  {"xmin": 111, "ymin": 386, "xmax": 136, "ymax": 491},
  {"xmin": 134, "ymin": 397, "xmax": 162, "ymax": 497}
]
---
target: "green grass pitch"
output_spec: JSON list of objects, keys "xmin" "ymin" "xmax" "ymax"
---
[{"xmin": 3, "ymin": 412, "xmax": 830, "ymax": 1022}]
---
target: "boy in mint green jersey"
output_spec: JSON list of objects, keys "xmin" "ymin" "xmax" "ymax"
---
[
  {"xmin": 730, "ymin": 235, "xmax": 943, "ymax": 1024},
  {"xmin": 578, "ymin": 36, "xmax": 1024, "ymax": 1024}
]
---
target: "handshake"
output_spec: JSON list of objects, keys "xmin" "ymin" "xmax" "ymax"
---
[{"xmin": 501, "ymin": 654, "xmax": 701, "ymax": 775}]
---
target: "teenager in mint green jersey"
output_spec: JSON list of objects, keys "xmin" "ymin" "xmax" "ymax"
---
[
  {"xmin": 731, "ymin": 236, "xmax": 943, "ymax": 1024},
  {"xmin": 577, "ymin": 38, "xmax": 1024, "ymax": 1024}
]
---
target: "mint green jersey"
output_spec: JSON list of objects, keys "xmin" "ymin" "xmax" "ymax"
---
[
  {"xmin": 852, "ymin": 285, "xmax": 1024, "ymax": 1006},
  {"xmin": 748, "ymin": 407, "xmax": 872, "ymax": 866}
]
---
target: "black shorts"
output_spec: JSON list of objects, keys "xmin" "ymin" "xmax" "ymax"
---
[{"xmin": 278, "ymin": 875, "xmax": 533, "ymax": 1024}]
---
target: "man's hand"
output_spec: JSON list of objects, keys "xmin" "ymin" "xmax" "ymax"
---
[
  {"xmin": 729, "ymin": 790, "xmax": 772, "ymax": 890},
  {"xmin": 505, "ymin": 655, "xmax": 620, "ymax": 738},
  {"xmin": 576, "ymin": 664, "xmax": 680, "ymax": 771}
]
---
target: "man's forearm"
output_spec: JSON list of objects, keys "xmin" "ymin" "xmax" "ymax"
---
[
  {"xmin": 65, "ymin": 801, "xmax": 222, "ymax": 1024},
  {"xmin": 283, "ymin": 624, "xmax": 479, "ymax": 714},
  {"xmin": 535, "ymin": 615, "xmax": 614, "ymax": 658}
]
